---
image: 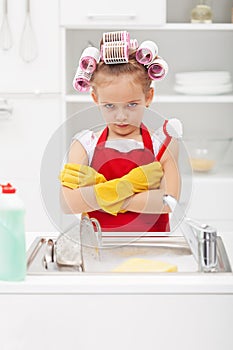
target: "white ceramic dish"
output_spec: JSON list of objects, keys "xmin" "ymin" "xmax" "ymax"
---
[
  {"xmin": 175, "ymin": 77, "xmax": 231, "ymax": 86},
  {"xmin": 174, "ymin": 83, "xmax": 233, "ymax": 95},
  {"xmin": 175, "ymin": 70, "xmax": 230, "ymax": 79}
]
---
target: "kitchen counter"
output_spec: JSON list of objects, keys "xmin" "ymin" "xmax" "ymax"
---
[
  {"xmin": 1, "ymin": 231, "xmax": 233, "ymax": 350},
  {"xmin": 0, "ymin": 231, "xmax": 233, "ymax": 295}
]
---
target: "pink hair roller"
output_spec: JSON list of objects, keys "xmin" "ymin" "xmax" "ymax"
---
[
  {"xmin": 136, "ymin": 40, "xmax": 159, "ymax": 65},
  {"xmin": 101, "ymin": 31, "xmax": 138, "ymax": 64},
  {"xmin": 73, "ymin": 66, "xmax": 92, "ymax": 92},
  {"xmin": 103, "ymin": 31, "xmax": 130, "ymax": 43},
  {"xmin": 129, "ymin": 38, "xmax": 139, "ymax": 51},
  {"xmin": 79, "ymin": 47, "xmax": 101, "ymax": 74},
  {"xmin": 101, "ymin": 41, "xmax": 129, "ymax": 64},
  {"xmin": 148, "ymin": 57, "xmax": 168, "ymax": 81},
  {"xmin": 102, "ymin": 31, "xmax": 130, "ymax": 64}
]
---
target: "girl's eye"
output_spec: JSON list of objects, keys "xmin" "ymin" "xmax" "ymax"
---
[
  {"xmin": 127, "ymin": 102, "xmax": 137, "ymax": 108},
  {"xmin": 104, "ymin": 103, "xmax": 115, "ymax": 109}
]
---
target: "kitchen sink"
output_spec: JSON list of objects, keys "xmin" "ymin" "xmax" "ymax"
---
[{"xmin": 27, "ymin": 235, "xmax": 232, "ymax": 275}]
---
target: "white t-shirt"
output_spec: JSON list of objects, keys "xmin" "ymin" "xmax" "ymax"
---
[{"xmin": 72, "ymin": 127, "xmax": 166, "ymax": 165}]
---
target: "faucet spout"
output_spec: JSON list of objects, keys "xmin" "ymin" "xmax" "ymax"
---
[
  {"xmin": 163, "ymin": 195, "xmax": 218, "ymax": 271},
  {"xmin": 185, "ymin": 219, "xmax": 217, "ymax": 272}
]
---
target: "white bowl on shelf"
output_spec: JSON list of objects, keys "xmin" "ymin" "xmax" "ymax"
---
[{"xmin": 183, "ymin": 137, "xmax": 233, "ymax": 173}]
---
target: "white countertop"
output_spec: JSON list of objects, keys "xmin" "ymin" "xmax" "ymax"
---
[{"xmin": 0, "ymin": 231, "xmax": 233, "ymax": 295}]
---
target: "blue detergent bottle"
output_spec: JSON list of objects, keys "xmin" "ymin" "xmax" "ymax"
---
[{"xmin": 0, "ymin": 183, "xmax": 26, "ymax": 281}]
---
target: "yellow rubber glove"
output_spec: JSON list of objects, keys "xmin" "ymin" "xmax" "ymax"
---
[
  {"xmin": 94, "ymin": 178, "xmax": 133, "ymax": 215},
  {"xmin": 122, "ymin": 161, "xmax": 163, "ymax": 192},
  {"xmin": 59, "ymin": 163, "xmax": 106, "ymax": 189},
  {"xmin": 94, "ymin": 162, "xmax": 163, "ymax": 215}
]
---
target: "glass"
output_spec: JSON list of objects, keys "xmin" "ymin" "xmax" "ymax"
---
[{"xmin": 191, "ymin": 0, "xmax": 213, "ymax": 24}]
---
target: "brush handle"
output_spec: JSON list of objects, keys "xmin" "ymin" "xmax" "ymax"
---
[{"xmin": 155, "ymin": 120, "xmax": 172, "ymax": 161}]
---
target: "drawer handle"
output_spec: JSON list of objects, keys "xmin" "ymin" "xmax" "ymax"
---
[{"xmin": 87, "ymin": 13, "xmax": 137, "ymax": 20}]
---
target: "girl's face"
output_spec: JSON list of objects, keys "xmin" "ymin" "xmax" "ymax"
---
[{"xmin": 91, "ymin": 74, "xmax": 154, "ymax": 138}]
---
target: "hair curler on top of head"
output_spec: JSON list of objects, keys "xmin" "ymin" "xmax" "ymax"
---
[{"xmin": 73, "ymin": 31, "xmax": 168, "ymax": 92}]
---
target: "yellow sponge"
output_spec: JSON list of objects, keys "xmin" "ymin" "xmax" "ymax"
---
[{"xmin": 112, "ymin": 258, "xmax": 177, "ymax": 273}]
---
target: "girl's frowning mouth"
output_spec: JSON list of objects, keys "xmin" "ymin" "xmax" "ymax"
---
[{"xmin": 115, "ymin": 123, "xmax": 129, "ymax": 128}]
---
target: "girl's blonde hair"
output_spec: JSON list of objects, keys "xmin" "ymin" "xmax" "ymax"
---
[{"xmin": 90, "ymin": 51, "xmax": 152, "ymax": 95}]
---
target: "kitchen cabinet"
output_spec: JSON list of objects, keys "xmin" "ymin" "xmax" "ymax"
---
[
  {"xmin": 59, "ymin": 0, "xmax": 166, "ymax": 27},
  {"xmin": 0, "ymin": 0, "xmax": 60, "ymax": 93},
  {"xmin": 1, "ymin": 231, "xmax": 233, "ymax": 350},
  {"xmin": 59, "ymin": 1, "xmax": 233, "ymax": 229},
  {"xmin": 0, "ymin": 293, "xmax": 233, "ymax": 350}
]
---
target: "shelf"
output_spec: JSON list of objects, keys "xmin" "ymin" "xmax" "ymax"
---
[
  {"xmin": 63, "ymin": 23, "xmax": 233, "ymax": 31},
  {"xmin": 156, "ymin": 95, "xmax": 233, "ymax": 103},
  {"xmin": 162, "ymin": 23, "xmax": 233, "ymax": 31},
  {"xmin": 65, "ymin": 94, "xmax": 233, "ymax": 104},
  {"xmin": 192, "ymin": 165, "xmax": 233, "ymax": 182},
  {"xmin": 65, "ymin": 94, "xmax": 91, "ymax": 102}
]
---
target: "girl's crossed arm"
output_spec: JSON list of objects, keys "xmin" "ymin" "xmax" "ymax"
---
[{"xmin": 60, "ymin": 138, "xmax": 180, "ymax": 215}]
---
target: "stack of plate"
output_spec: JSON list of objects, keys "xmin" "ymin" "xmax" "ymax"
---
[{"xmin": 174, "ymin": 71, "xmax": 232, "ymax": 95}]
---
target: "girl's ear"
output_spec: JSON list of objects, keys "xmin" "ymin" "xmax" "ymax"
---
[
  {"xmin": 145, "ymin": 87, "xmax": 154, "ymax": 107},
  {"xmin": 91, "ymin": 91, "xmax": 99, "ymax": 104}
]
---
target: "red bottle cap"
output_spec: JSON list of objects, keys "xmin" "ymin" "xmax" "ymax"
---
[{"xmin": 0, "ymin": 183, "xmax": 16, "ymax": 194}]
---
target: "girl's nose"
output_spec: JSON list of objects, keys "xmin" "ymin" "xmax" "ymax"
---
[{"xmin": 115, "ymin": 107, "xmax": 127, "ymax": 122}]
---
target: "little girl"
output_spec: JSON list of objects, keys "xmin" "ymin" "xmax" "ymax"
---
[{"xmin": 60, "ymin": 31, "xmax": 181, "ymax": 232}]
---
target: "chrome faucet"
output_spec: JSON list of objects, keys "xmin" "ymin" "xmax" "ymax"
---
[
  {"xmin": 163, "ymin": 195, "xmax": 217, "ymax": 272},
  {"xmin": 186, "ymin": 219, "xmax": 217, "ymax": 272}
]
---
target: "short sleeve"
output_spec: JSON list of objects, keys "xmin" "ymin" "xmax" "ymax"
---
[
  {"xmin": 72, "ymin": 130, "xmax": 98, "ymax": 164},
  {"xmin": 151, "ymin": 127, "xmax": 166, "ymax": 157}
]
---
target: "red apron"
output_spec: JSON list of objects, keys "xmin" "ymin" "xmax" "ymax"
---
[{"xmin": 90, "ymin": 123, "xmax": 170, "ymax": 232}]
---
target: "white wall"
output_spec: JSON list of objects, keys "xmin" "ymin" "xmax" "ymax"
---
[
  {"xmin": 0, "ymin": 96, "xmax": 61, "ymax": 231},
  {"xmin": 0, "ymin": 0, "xmax": 61, "ymax": 232}
]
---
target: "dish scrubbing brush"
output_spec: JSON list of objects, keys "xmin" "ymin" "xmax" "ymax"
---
[{"xmin": 156, "ymin": 118, "xmax": 183, "ymax": 161}]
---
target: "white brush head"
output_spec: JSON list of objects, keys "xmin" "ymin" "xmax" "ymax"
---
[{"xmin": 166, "ymin": 118, "xmax": 183, "ymax": 139}]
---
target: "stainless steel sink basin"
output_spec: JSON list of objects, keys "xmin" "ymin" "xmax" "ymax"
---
[{"xmin": 27, "ymin": 235, "xmax": 232, "ymax": 275}]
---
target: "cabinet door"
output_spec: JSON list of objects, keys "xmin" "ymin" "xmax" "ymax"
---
[
  {"xmin": 0, "ymin": 96, "xmax": 61, "ymax": 231},
  {"xmin": 60, "ymin": 0, "xmax": 166, "ymax": 26},
  {"xmin": 0, "ymin": 0, "xmax": 60, "ymax": 93},
  {"xmin": 0, "ymin": 294, "xmax": 233, "ymax": 350}
]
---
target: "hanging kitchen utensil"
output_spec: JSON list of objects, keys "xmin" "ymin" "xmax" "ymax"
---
[
  {"xmin": 0, "ymin": 0, "xmax": 13, "ymax": 50},
  {"xmin": 19, "ymin": 0, "xmax": 38, "ymax": 62}
]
